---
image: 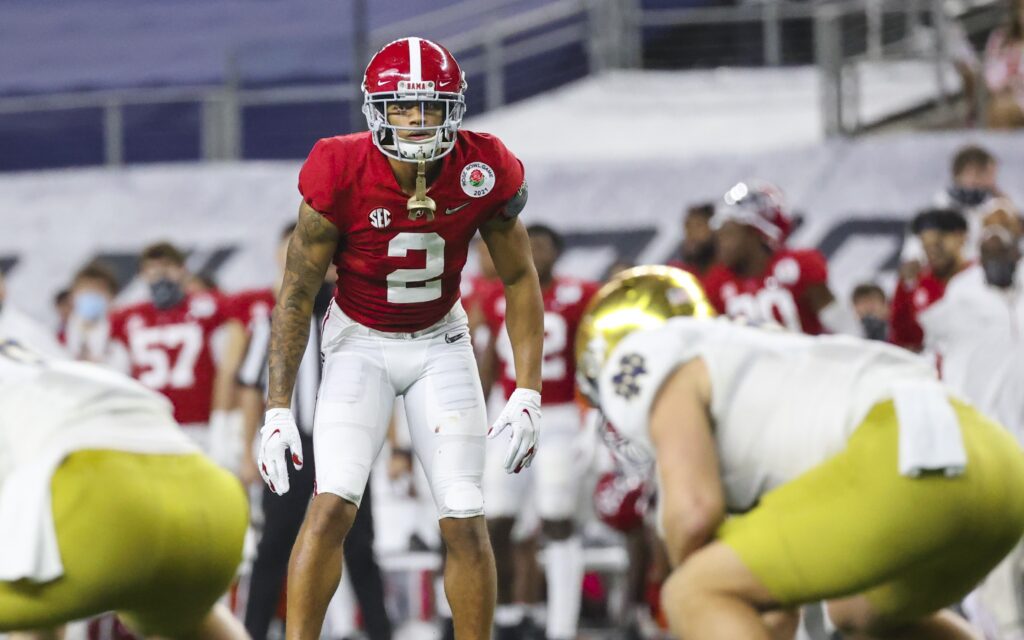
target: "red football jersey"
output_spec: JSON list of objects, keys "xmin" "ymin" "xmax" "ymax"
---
[
  {"xmin": 888, "ymin": 270, "xmax": 951, "ymax": 351},
  {"xmin": 229, "ymin": 287, "xmax": 277, "ymax": 330},
  {"xmin": 461, "ymin": 274, "xmax": 502, "ymax": 318},
  {"xmin": 484, "ymin": 277, "xmax": 600, "ymax": 405},
  {"xmin": 701, "ymin": 249, "xmax": 829, "ymax": 334},
  {"xmin": 299, "ymin": 131, "xmax": 525, "ymax": 332},
  {"xmin": 109, "ymin": 293, "xmax": 241, "ymax": 424}
]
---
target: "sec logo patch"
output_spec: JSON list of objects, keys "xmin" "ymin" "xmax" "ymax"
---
[
  {"xmin": 368, "ymin": 208, "xmax": 391, "ymax": 229},
  {"xmin": 460, "ymin": 162, "xmax": 495, "ymax": 198}
]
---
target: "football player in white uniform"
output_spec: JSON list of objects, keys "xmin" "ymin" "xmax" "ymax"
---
[
  {"xmin": 576, "ymin": 265, "xmax": 1024, "ymax": 640},
  {"xmin": 0, "ymin": 335, "xmax": 247, "ymax": 638}
]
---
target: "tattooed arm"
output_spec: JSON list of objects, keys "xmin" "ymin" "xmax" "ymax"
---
[{"xmin": 267, "ymin": 202, "xmax": 340, "ymax": 409}]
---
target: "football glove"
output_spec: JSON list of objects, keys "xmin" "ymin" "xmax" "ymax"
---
[
  {"xmin": 258, "ymin": 408, "xmax": 304, "ymax": 495},
  {"xmin": 488, "ymin": 388, "xmax": 541, "ymax": 474}
]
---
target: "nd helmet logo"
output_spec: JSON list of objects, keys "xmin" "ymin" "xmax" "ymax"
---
[{"xmin": 368, "ymin": 208, "xmax": 392, "ymax": 229}]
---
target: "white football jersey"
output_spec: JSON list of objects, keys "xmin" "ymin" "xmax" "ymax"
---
[
  {"xmin": 0, "ymin": 336, "xmax": 197, "ymax": 582},
  {"xmin": 0, "ymin": 339, "xmax": 195, "ymax": 490},
  {"xmin": 598, "ymin": 317, "xmax": 937, "ymax": 511},
  {"xmin": 918, "ymin": 262, "xmax": 1024, "ymax": 441}
]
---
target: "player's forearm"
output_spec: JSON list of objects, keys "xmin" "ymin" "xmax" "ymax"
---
[
  {"xmin": 503, "ymin": 274, "xmax": 544, "ymax": 392},
  {"xmin": 267, "ymin": 293, "xmax": 315, "ymax": 409},
  {"xmin": 267, "ymin": 205, "xmax": 337, "ymax": 409},
  {"xmin": 239, "ymin": 386, "xmax": 263, "ymax": 451},
  {"xmin": 212, "ymin": 321, "xmax": 246, "ymax": 411}
]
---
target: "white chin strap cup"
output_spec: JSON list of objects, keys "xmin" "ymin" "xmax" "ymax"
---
[{"xmin": 396, "ymin": 135, "xmax": 440, "ymax": 161}]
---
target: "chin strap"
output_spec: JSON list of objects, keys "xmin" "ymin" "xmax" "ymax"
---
[{"xmin": 407, "ymin": 160, "xmax": 436, "ymax": 221}]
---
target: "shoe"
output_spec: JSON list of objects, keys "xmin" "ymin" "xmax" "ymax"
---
[
  {"xmin": 517, "ymin": 618, "xmax": 545, "ymax": 640},
  {"xmin": 440, "ymin": 617, "xmax": 455, "ymax": 640},
  {"xmin": 495, "ymin": 623, "xmax": 521, "ymax": 640}
]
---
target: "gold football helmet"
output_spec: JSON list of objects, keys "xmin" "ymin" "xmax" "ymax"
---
[{"xmin": 575, "ymin": 265, "xmax": 715, "ymax": 406}]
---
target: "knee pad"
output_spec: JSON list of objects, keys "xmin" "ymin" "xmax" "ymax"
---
[{"xmin": 442, "ymin": 480, "xmax": 484, "ymax": 517}]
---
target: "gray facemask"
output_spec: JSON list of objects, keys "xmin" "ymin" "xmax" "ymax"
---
[
  {"xmin": 149, "ymin": 278, "xmax": 184, "ymax": 310},
  {"xmin": 861, "ymin": 315, "xmax": 888, "ymax": 341},
  {"xmin": 983, "ymin": 257, "xmax": 1017, "ymax": 289}
]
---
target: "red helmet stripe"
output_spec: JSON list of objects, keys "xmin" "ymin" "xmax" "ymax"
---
[{"xmin": 408, "ymin": 36, "xmax": 422, "ymax": 84}]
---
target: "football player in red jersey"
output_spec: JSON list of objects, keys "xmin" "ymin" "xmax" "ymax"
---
[
  {"xmin": 462, "ymin": 237, "xmax": 503, "ymax": 358},
  {"xmin": 889, "ymin": 208, "xmax": 970, "ymax": 352},
  {"xmin": 701, "ymin": 181, "xmax": 856, "ymax": 335},
  {"xmin": 668, "ymin": 202, "xmax": 717, "ymax": 278},
  {"xmin": 108, "ymin": 242, "xmax": 247, "ymax": 470},
  {"xmin": 480, "ymin": 224, "xmax": 599, "ymax": 640},
  {"xmin": 257, "ymin": 38, "xmax": 544, "ymax": 640}
]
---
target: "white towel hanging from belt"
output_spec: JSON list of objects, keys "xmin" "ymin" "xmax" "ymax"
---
[{"xmin": 893, "ymin": 380, "xmax": 967, "ymax": 478}]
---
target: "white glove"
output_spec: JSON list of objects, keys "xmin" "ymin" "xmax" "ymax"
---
[
  {"xmin": 258, "ymin": 408, "xmax": 304, "ymax": 495},
  {"xmin": 488, "ymin": 388, "xmax": 541, "ymax": 474}
]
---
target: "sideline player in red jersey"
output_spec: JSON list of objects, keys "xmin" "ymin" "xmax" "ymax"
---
[
  {"xmin": 889, "ymin": 208, "xmax": 970, "ymax": 353},
  {"xmin": 108, "ymin": 242, "xmax": 247, "ymax": 469},
  {"xmin": 701, "ymin": 181, "xmax": 856, "ymax": 335},
  {"xmin": 480, "ymin": 224, "xmax": 599, "ymax": 640},
  {"xmin": 462, "ymin": 237, "xmax": 503, "ymax": 358},
  {"xmin": 257, "ymin": 38, "xmax": 544, "ymax": 640},
  {"xmin": 668, "ymin": 202, "xmax": 717, "ymax": 279}
]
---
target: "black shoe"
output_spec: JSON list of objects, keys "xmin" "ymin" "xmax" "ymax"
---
[
  {"xmin": 517, "ymin": 618, "xmax": 545, "ymax": 640},
  {"xmin": 495, "ymin": 623, "xmax": 521, "ymax": 640},
  {"xmin": 440, "ymin": 617, "xmax": 455, "ymax": 640}
]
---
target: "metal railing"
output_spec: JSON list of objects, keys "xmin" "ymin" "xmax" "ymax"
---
[
  {"xmin": 0, "ymin": 0, "xmax": 1006, "ymax": 169},
  {"xmin": 636, "ymin": 0, "xmax": 1003, "ymax": 135},
  {"xmin": 0, "ymin": 0, "xmax": 600, "ymax": 166}
]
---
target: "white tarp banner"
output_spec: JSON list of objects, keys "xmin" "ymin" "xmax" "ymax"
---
[{"xmin": 1, "ymin": 129, "xmax": 1021, "ymax": 324}]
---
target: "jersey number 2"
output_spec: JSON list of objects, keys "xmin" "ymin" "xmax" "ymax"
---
[{"xmin": 387, "ymin": 232, "xmax": 445, "ymax": 304}]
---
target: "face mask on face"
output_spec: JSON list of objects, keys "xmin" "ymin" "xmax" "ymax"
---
[
  {"xmin": 947, "ymin": 186, "xmax": 992, "ymax": 208},
  {"xmin": 73, "ymin": 291, "xmax": 108, "ymax": 321},
  {"xmin": 860, "ymin": 315, "xmax": 888, "ymax": 341},
  {"xmin": 983, "ymin": 257, "xmax": 1017, "ymax": 289},
  {"xmin": 149, "ymin": 278, "xmax": 183, "ymax": 310}
]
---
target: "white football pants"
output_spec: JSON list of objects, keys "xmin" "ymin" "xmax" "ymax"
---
[{"xmin": 314, "ymin": 301, "xmax": 488, "ymax": 519}]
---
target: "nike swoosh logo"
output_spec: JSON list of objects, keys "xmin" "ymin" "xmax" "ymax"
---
[
  {"xmin": 445, "ymin": 202, "xmax": 470, "ymax": 215},
  {"xmin": 445, "ymin": 332, "xmax": 466, "ymax": 344}
]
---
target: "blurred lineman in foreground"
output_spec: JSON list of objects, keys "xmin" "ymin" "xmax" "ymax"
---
[
  {"xmin": 576, "ymin": 266, "xmax": 1024, "ymax": 640},
  {"xmin": 0, "ymin": 333, "xmax": 248, "ymax": 638}
]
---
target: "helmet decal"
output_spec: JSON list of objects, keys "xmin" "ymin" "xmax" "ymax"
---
[{"xmin": 362, "ymin": 37, "xmax": 467, "ymax": 163}]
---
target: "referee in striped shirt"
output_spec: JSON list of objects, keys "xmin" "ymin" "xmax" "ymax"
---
[{"xmin": 239, "ymin": 224, "xmax": 391, "ymax": 640}]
